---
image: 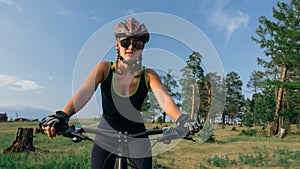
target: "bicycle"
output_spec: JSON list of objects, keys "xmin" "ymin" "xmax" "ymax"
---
[{"xmin": 51, "ymin": 124, "xmax": 196, "ymax": 169}]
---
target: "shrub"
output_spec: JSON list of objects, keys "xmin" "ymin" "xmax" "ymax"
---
[
  {"xmin": 239, "ymin": 128, "xmax": 258, "ymax": 136},
  {"xmin": 199, "ymin": 124, "xmax": 216, "ymax": 143},
  {"xmin": 206, "ymin": 155, "xmax": 236, "ymax": 168},
  {"xmin": 238, "ymin": 146, "xmax": 269, "ymax": 167}
]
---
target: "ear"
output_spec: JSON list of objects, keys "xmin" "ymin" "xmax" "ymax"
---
[{"xmin": 115, "ymin": 41, "xmax": 120, "ymax": 50}]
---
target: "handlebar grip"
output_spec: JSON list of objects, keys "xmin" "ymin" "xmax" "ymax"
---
[{"xmin": 158, "ymin": 127, "xmax": 195, "ymax": 144}]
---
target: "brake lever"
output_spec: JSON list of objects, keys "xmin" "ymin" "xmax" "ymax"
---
[
  {"xmin": 56, "ymin": 125, "xmax": 92, "ymax": 143},
  {"xmin": 58, "ymin": 125, "xmax": 75, "ymax": 137}
]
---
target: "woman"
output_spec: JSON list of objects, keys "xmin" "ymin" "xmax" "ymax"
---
[{"xmin": 41, "ymin": 18, "xmax": 200, "ymax": 169}]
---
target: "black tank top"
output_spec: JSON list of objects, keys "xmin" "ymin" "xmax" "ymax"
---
[{"xmin": 99, "ymin": 64, "xmax": 149, "ymax": 133}]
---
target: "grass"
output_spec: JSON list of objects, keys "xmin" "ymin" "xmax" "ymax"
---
[{"xmin": 1, "ymin": 121, "xmax": 300, "ymax": 169}]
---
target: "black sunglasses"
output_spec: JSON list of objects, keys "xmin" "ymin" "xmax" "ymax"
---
[{"xmin": 119, "ymin": 38, "xmax": 144, "ymax": 50}]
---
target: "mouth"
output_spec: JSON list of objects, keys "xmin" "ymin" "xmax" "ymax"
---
[{"xmin": 125, "ymin": 51, "xmax": 133, "ymax": 56}]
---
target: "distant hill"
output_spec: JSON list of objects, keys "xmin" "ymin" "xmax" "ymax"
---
[{"xmin": 0, "ymin": 105, "xmax": 53, "ymax": 121}]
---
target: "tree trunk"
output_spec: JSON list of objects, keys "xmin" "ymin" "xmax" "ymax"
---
[
  {"xmin": 273, "ymin": 65, "xmax": 288, "ymax": 135},
  {"xmin": 206, "ymin": 85, "xmax": 212, "ymax": 124},
  {"xmin": 162, "ymin": 112, "xmax": 166, "ymax": 123},
  {"xmin": 222, "ymin": 113, "xmax": 226, "ymax": 124},
  {"xmin": 207, "ymin": 85, "xmax": 212, "ymax": 107},
  {"xmin": 3, "ymin": 128, "xmax": 35, "ymax": 154},
  {"xmin": 191, "ymin": 83, "xmax": 195, "ymax": 119}
]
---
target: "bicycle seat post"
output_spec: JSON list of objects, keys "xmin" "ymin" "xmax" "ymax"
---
[{"xmin": 124, "ymin": 132, "xmax": 128, "ymax": 143}]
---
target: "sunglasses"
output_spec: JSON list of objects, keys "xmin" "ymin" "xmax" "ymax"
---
[{"xmin": 119, "ymin": 38, "xmax": 144, "ymax": 50}]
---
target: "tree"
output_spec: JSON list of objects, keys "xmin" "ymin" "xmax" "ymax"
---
[
  {"xmin": 180, "ymin": 51, "xmax": 205, "ymax": 120},
  {"xmin": 142, "ymin": 90, "xmax": 160, "ymax": 123},
  {"xmin": 223, "ymin": 71, "xmax": 244, "ymax": 124},
  {"xmin": 247, "ymin": 70, "xmax": 265, "ymax": 94},
  {"xmin": 253, "ymin": 84, "xmax": 276, "ymax": 126},
  {"xmin": 251, "ymin": 0, "xmax": 300, "ymax": 134},
  {"xmin": 160, "ymin": 69, "xmax": 181, "ymax": 123},
  {"xmin": 204, "ymin": 72, "xmax": 226, "ymax": 124},
  {"xmin": 142, "ymin": 69, "xmax": 181, "ymax": 123}
]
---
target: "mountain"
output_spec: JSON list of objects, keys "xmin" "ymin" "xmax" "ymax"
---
[{"xmin": 0, "ymin": 105, "xmax": 53, "ymax": 121}]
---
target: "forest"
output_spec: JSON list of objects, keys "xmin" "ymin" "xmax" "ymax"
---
[{"xmin": 142, "ymin": 0, "xmax": 300, "ymax": 137}]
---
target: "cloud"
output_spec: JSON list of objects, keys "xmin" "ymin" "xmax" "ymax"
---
[
  {"xmin": 127, "ymin": 9, "xmax": 135, "ymax": 14},
  {"xmin": 0, "ymin": 0, "xmax": 23, "ymax": 12},
  {"xmin": 89, "ymin": 10, "xmax": 104, "ymax": 23},
  {"xmin": 91, "ymin": 16, "xmax": 103, "ymax": 22},
  {"xmin": 15, "ymin": 3, "xmax": 22, "ymax": 12},
  {"xmin": 211, "ymin": 2, "xmax": 249, "ymax": 44},
  {"xmin": 0, "ymin": 74, "xmax": 43, "ymax": 91},
  {"xmin": 0, "ymin": 0, "xmax": 13, "ymax": 5},
  {"xmin": 57, "ymin": 5, "xmax": 70, "ymax": 16}
]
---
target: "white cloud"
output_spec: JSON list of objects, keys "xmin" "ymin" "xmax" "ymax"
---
[
  {"xmin": 89, "ymin": 10, "xmax": 104, "ymax": 23},
  {"xmin": 15, "ymin": 3, "xmax": 22, "ymax": 12},
  {"xmin": 57, "ymin": 5, "xmax": 70, "ymax": 16},
  {"xmin": 91, "ymin": 16, "xmax": 103, "ymax": 22},
  {"xmin": 127, "ymin": 9, "xmax": 135, "ymax": 14},
  {"xmin": 211, "ymin": 2, "xmax": 249, "ymax": 44},
  {"xmin": 0, "ymin": 74, "xmax": 43, "ymax": 91},
  {"xmin": 0, "ymin": 0, "xmax": 13, "ymax": 6},
  {"xmin": 0, "ymin": 0, "xmax": 23, "ymax": 12}
]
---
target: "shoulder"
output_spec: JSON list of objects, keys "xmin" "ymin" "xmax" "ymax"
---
[
  {"xmin": 95, "ymin": 61, "xmax": 112, "ymax": 83},
  {"xmin": 145, "ymin": 68, "xmax": 162, "ymax": 84},
  {"xmin": 95, "ymin": 61, "xmax": 110, "ymax": 75},
  {"xmin": 97, "ymin": 61, "xmax": 111, "ymax": 68},
  {"xmin": 146, "ymin": 68, "xmax": 159, "ymax": 78},
  {"xmin": 146, "ymin": 68, "xmax": 158, "ymax": 76}
]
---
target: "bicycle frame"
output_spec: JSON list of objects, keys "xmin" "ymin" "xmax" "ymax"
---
[
  {"xmin": 46, "ymin": 125, "xmax": 194, "ymax": 169},
  {"xmin": 84, "ymin": 128, "xmax": 163, "ymax": 169}
]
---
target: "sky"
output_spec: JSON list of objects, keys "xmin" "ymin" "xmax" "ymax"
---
[{"xmin": 0, "ymin": 0, "xmax": 289, "ymax": 119}]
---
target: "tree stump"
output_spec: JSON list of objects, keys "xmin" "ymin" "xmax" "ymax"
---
[
  {"xmin": 275, "ymin": 128, "xmax": 287, "ymax": 139},
  {"xmin": 3, "ymin": 128, "xmax": 36, "ymax": 154}
]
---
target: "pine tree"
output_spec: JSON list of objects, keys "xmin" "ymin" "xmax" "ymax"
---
[
  {"xmin": 251, "ymin": 0, "xmax": 300, "ymax": 134},
  {"xmin": 160, "ymin": 69, "xmax": 181, "ymax": 123},
  {"xmin": 224, "ymin": 72, "xmax": 244, "ymax": 124},
  {"xmin": 180, "ymin": 52, "xmax": 205, "ymax": 119}
]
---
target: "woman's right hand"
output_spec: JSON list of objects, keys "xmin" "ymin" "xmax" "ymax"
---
[
  {"xmin": 41, "ymin": 125, "xmax": 57, "ymax": 139},
  {"xmin": 39, "ymin": 111, "xmax": 70, "ymax": 139}
]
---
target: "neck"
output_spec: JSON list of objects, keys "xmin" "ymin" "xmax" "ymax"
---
[
  {"xmin": 119, "ymin": 56, "xmax": 136, "ymax": 65},
  {"xmin": 117, "ymin": 61, "xmax": 135, "ymax": 74}
]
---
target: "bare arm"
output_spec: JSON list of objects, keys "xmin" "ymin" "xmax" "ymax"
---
[
  {"xmin": 42, "ymin": 62, "xmax": 110, "ymax": 139},
  {"xmin": 147, "ymin": 69, "xmax": 180, "ymax": 121},
  {"xmin": 62, "ymin": 62, "xmax": 110, "ymax": 116}
]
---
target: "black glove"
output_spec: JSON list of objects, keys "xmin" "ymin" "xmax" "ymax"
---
[
  {"xmin": 176, "ymin": 114, "xmax": 202, "ymax": 135},
  {"xmin": 39, "ymin": 111, "xmax": 70, "ymax": 134}
]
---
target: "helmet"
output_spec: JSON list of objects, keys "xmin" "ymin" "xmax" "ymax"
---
[{"xmin": 114, "ymin": 18, "xmax": 150, "ymax": 43}]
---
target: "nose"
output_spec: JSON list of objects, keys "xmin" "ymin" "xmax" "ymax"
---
[{"xmin": 127, "ymin": 40, "xmax": 134, "ymax": 50}]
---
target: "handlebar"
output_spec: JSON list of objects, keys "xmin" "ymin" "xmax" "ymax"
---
[{"xmin": 55, "ymin": 125, "xmax": 195, "ymax": 144}]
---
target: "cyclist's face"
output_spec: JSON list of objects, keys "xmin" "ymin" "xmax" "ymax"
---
[{"xmin": 116, "ymin": 38, "xmax": 143, "ymax": 62}]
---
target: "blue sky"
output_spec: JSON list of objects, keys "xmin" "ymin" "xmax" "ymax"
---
[{"xmin": 0, "ymin": 0, "xmax": 288, "ymax": 119}]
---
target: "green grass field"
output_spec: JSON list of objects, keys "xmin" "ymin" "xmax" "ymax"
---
[{"xmin": 1, "ymin": 121, "xmax": 300, "ymax": 169}]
